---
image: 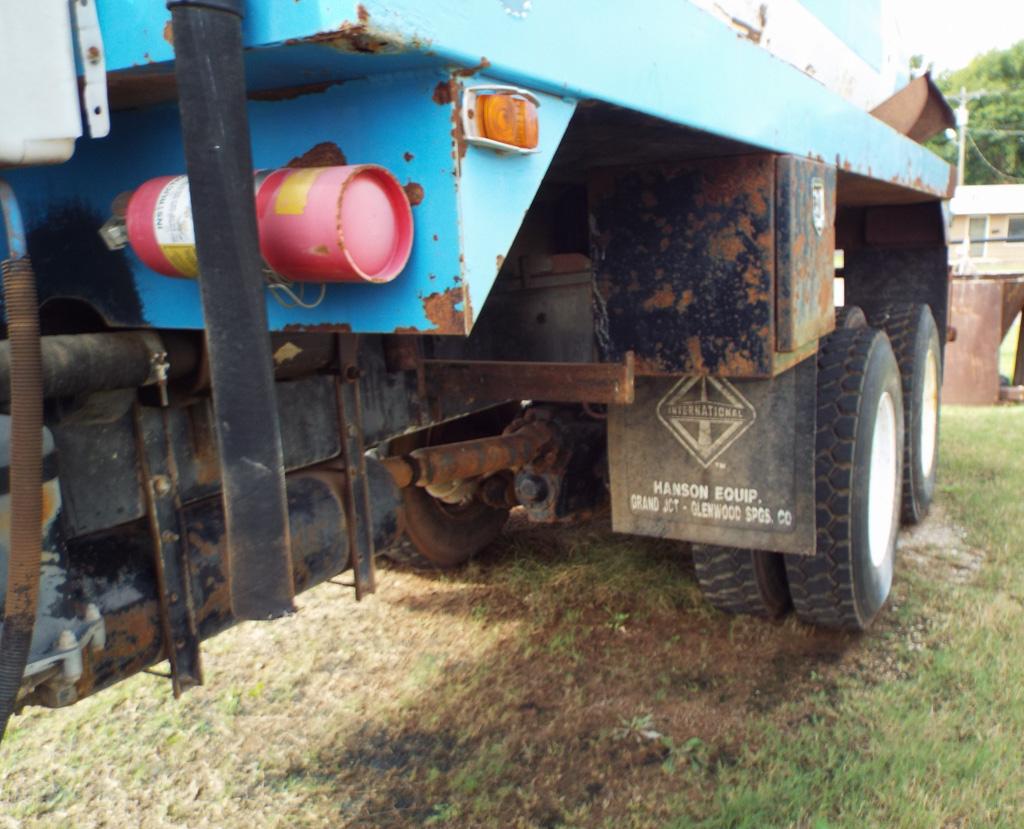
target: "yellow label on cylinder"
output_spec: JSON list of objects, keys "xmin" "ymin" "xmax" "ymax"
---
[
  {"xmin": 160, "ymin": 244, "xmax": 199, "ymax": 277},
  {"xmin": 152, "ymin": 176, "xmax": 198, "ymax": 276},
  {"xmin": 274, "ymin": 168, "xmax": 322, "ymax": 216}
]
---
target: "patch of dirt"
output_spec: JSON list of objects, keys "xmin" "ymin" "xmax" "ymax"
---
[
  {"xmin": 331, "ymin": 516, "xmax": 875, "ymax": 825},
  {"xmin": 2, "ymin": 509, "xmax": 974, "ymax": 828},
  {"xmin": 898, "ymin": 504, "xmax": 983, "ymax": 584}
]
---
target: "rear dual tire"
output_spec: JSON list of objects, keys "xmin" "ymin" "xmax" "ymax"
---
[
  {"xmin": 694, "ymin": 327, "xmax": 904, "ymax": 631},
  {"xmin": 867, "ymin": 303, "xmax": 941, "ymax": 525},
  {"xmin": 692, "ymin": 546, "xmax": 790, "ymax": 619},
  {"xmin": 835, "ymin": 305, "xmax": 868, "ymax": 330},
  {"xmin": 783, "ymin": 327, "xmax": 904, "ymax": 630}
]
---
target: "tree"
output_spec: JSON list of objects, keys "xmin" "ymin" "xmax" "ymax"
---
[{"xmin": 929, "ymin": 41, "xmax": 1024, "ymax": 185}]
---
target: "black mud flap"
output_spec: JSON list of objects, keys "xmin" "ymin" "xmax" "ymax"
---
[{"xmin": 608, "ymin": 356, "xmax": 816, "ymax": 555}]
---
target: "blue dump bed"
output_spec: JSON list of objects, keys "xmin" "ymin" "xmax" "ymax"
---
[{"xmin": 2, "ymin": 0, "xmax": 952, "ymax": 336}]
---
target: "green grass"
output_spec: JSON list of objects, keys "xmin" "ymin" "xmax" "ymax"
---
[
  {"xmin": 673, "ymin": 405, "xmax": 1024, "ymax": 828},
  {"xmin": 460, "ymin": 525, "xmax": 705, "ymax": 624},
  {"xmin": 4, "ymin": 406, "xmax": 1024, "ymax": 828}
]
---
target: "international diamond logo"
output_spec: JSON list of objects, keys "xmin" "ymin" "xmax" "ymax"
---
[{"xmin": 657, "ymin": 376, "xmax": 756, "ymax": 468}]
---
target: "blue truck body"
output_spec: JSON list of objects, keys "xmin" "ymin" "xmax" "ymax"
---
[
  {"xmin": 2, "ymin": 0, "xmax": 950, "ymax": 334},
  {"xmin": 0, "ymin": 0, "xmax": 955, "ymax": 726}
]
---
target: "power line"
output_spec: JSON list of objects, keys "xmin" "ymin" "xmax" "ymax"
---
[
  {"xmin": 972, "ymin": 128, "xmax": 1024, "ymax": 136},
  {"xmin": 950, "ymin": 85, "xmax": 1024, "ymax": 185},
  {"xmin": 966, "ymin": 130, "xmax": 1024, "ymax": 182},
  {"xmin": 947, "ymin": 89, "xmax": 990, "ymax": 104},
  {"xmin": 949, "ymin": 88, "xmax": 1024, "ymax": 102}
]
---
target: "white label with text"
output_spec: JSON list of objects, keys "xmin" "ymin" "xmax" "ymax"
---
[{"xmin": 628, "ymin": 479, "xmax": 795, "ymax": 531}]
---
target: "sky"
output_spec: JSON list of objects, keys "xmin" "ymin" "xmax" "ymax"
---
[{"xmin": 892, "ymin": 0, "xmax": 1024, "ymax": 72}]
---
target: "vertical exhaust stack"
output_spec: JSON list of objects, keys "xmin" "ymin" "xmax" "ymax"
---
[{"xmin": 167, "ymin": 0, "xmax": 294, "ymax": 619}]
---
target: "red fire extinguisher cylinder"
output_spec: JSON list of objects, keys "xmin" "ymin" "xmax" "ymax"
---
[{"xmin": 125, "ymin": 165, "xmax": 414, "ymax": 284}]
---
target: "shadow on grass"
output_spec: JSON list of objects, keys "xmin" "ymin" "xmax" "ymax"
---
[{"xmin": 271, "ymin": 515, "xmax": 868, "ymax": 828}]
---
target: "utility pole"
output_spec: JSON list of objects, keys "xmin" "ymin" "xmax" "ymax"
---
[
  {"xmin": 956, "ymin": 86, "xmax": 968, "ymax": 187},
  {"xmin": 951, "ymin": 87, "xmax": 989, "ymax": 187}
]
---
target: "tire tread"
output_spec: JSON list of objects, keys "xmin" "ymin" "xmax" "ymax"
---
[
  {"xmin": 693, "ymin": 546, "xmax": 788, "ymax": 618},
  {"xmin": 867, "ymin": 303, "xmax": 937, "ymax": 524},
  {"xmin": 785, "ymin": 327, "xmax": 883, "ymax": 630}
]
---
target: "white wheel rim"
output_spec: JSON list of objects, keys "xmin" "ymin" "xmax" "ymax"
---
[
  {"xmin": 868, "ymin": 390, "xmax": 898, "ymax": 568},
  {"xmin": 920, "ymin": 349, "xmax": 939, "ymax": 480}
]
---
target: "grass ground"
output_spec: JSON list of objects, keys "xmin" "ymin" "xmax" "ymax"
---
[{"xmin": 2, "ymin": 403, "xmax": 1024, "ymax": 828}]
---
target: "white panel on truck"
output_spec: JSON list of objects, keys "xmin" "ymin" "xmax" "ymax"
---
[{"xmin": 0, "ymin": 0, "xmax": 83, "ymax": 166}]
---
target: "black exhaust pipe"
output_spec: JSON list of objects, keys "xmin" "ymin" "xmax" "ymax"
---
[{"xmin": 167, "ymin": 0, "xmax": 294, "ymax": 619}]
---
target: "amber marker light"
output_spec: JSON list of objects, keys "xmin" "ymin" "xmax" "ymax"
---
[{"xmin": 462, "ymin": 86, "xmax": 541, "ymax": 154}]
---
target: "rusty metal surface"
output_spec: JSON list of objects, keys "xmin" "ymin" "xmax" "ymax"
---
[
  {"xmin": 62, "ymin": 471, "xmax": 356, "ymax": 706},
  {"xmin": 423, "ymin": 354, "xmax": 635, "ymax": 409},
  {"xmin": 172, "ymin": 375, "xmax": 343, "ymax": 506},
  {"xmin": 590, "ymin": 155, "xmax": 777, "ymax": 377},
  {"xmin": 608, "ymin": 355, "xmax": 817, "ymax": 555},
  {"xmin": 382, "ymin": 335, "xmax": 422, "ymax": 373},
  {"xmin": 843, "ymin": 246, "xmax": 951, "ymax": 360},
  {"xmin": 510, "ymin": 409, "xmax": 607, "ymax": 524},
  {"xmin": 185, "ymin": 475, "xmax": 350, "ymax": 637},
  {"xmin": 1000, "ymin": 384, "xmax": 1024, "ymax": 403},
  {"xmin": 835, "ymin": 169, "xmax": 956, "ymax": 208},
  {"xmin": 855, "ymin": 203, "xmax": 947, "ymax": 249},
  {"xmin": 775, "ymin": 157, "xmax": 836, "ymax": 353},
  {"xmin": 133, "ymin": 404, "xmax": 202, "ymax": 695},
  {"xmin": 169, "ymin": 332, "xmax": 333, "ymax": 399},
  {"xmin": 0, "ymin": 431, "xmax": 92, "ymax": 714},
  {"xmin": 383, "ymin": 421, "xmax": 554, "ymax": 489},
  {"xmin": 52, "ymin": 408, "xmax": 147, "ymax": 538},
  {"xmin": 432, "ymin": 272, "xmax": 596, "ymax": 365},
  {"xmin": 53, "ymin": 373, "xmax": 344, "ymax": 542},
  {"xmin": 380, "ymin": 455, "xmax": 416, "ymax": 489},
  {"xmin": 520, "ymin": 253, "xmax": 593, "ymax": 279},
  {"xmin": 942, "ymin": 280, "xmax": 1002, "ymax": 406},
  {"xmin": 335, "ymin": 336, "xmax": 377, "ymax": 600},
  {"xmin": 870, "ymin": 74, "xmax": 956, "ymax": 144},
  {"xmin": 998, "ymin": 278, "xmax": 1024, "ymax": 339},
  {"xmin": 355, "ymin": 336, "xmax": 428, "ymax": 445},
  {"xmin": 63, "ymin": 522, "xmax": 167, "ymax": 702},
  {"xmin": 772, "ymin": 339, "xmax": 819, "ymax": 376}
]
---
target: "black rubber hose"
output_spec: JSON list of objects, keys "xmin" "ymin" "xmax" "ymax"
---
[
  {"xmin": 0, "ymin": 331, "xmax": 198, "ymax": 405},
  {"xmin": 0, "ymin": 331, "xmax": 332, "ymax": 404},
  {"xmin": 0, "ymin": 258, "xmax": 44, "ymax": 743},
  {"xmin": 168, "ymin": 0, "xmax": 294, "ymax": 618}
]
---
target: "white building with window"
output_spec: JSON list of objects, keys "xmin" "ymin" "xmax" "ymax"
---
[{"xmin": 949, "ymin": 185, "xmax": 1024, "ymax": 275}]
